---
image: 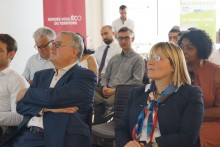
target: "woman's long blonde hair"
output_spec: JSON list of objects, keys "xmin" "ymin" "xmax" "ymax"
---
[{"xmin": 150, "ymin": 42, "xmax": 191, "ymax": 87}]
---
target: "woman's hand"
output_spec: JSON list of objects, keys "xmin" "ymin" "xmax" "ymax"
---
[
  {"xmin": 124, "ymin": 140, "xmax": 145, "ymax": 147},
  {"xmin": 43, "ymin": 107, "xmax": 78, "ymax": 114}
]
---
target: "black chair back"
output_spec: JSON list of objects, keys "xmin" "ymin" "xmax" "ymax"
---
[
  {"xmin": 86, "ymin": 107, "xmax": 94, "ymax": 133},
  {"xmin": 113, "ymin": 85, "xmax": 139, "ymax": 123}
]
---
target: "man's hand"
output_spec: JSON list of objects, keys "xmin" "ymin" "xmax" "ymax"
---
[
  {"xmin": 152, "ymin": 143, "xmax": 158, "ymax": 147},
  {"xmin": 16, "ymin": 88, "xmax": 28, "ymax": 103},
  {"xmin": 28, "ymin": 80, "xmax": 33, "ymax": 84},
  {"xmin": 102, "ymin": 87, "xmax": 116, "ymax": 98},
  {"xmin": 124, "ymin": 140, "xmax": 145, "ymax": 147},
  {"xmin": 43, "ymin": 107, "xmax": 78, "ymax": 114}
]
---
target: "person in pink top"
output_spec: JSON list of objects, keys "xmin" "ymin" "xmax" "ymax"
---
[{"xmin": 179, "ymin": 29, "xmax": 220, "ymax": 147}]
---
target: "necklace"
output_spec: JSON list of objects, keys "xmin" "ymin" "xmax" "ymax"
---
[{"xmin": 155, "ymin": 91, "xmax": 162, "ymax": 95}]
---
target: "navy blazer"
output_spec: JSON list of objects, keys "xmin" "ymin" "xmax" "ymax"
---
[
  {"xmin": 115, "ymin": 84, "xmax": 204, "ymax": 147},
  {"xmin": 15, "ymin": 64, "xmax": 97, "ymax": 147}
]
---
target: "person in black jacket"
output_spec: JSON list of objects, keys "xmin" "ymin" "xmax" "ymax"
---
[{"xmin": 115, "ymin": 42, "xmax": 204, "ymax": 147}]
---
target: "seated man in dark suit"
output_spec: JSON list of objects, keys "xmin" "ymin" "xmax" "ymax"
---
[{"xmin": 2, "ymin": 32, "xmax": 97, "ymax": 147}]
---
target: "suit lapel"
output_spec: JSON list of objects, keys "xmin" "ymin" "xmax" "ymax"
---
[
  {"xmin": 35, "ymin": 69, "xmax": 55, "ymax": 88},
  {"xmin": 54, "ymin": 64, "xmax": 79, "ymax": 88},
  {"xmin": 130, "ymin": 87, "xmax": 150, "ymax": 130},
  {"xmin": 46, "ymin": 70, "xmax": 55, "ymax": 88}
]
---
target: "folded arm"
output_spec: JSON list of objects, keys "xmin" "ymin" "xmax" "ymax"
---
[{"xmin": 21, "ymin": 70, "xmax": 97, "ymax": 109}]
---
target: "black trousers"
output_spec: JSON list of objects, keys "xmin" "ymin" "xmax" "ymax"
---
[
  {"xmin": 0, "ymin": 126, "xmax": 17, "ymax": 145},
  {"xmin": 2, "ymin": 127, "xmax": 45, "ymax": 147}
]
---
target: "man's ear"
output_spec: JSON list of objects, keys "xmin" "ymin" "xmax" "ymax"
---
[
  {"xmin": 72, "ymin": 48, "xmax": 79, "ymax": 57},
  {"xmin": 112, "ymin": 31, "xmax": 115, "ymax": 37},
  {"xmin": 8, "ymin": 51, "xmax": 16, "ymax": 60},
  {"xmin": 131, "ymin": 36, "xmax": 135, "ymax": 42}
]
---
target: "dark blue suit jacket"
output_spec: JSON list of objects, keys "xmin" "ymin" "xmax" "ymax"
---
[
  {"xmin": 16, "ymin": 64, "xmax": 97, "ymax": 147},
  {"xmin": 115, "ymin": 84, "xmax": 204, "ymax": 147}
]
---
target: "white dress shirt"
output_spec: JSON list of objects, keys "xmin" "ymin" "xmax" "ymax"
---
[
  {"xmin": 27, "ymin": 62, "xmax": 77, "ymax": 129},
  {"xmin": 112, "ymin": 18, "xmax": 135, "ymax": 33},
  {"xmin": 139, "ymin": 85, "xmax": 161, "ymax": 143},
  {"xmin": 22, "ymin": 53, "xmax": 53, "ymax": 81},
  {"xmin": 0, "ymin": 67, "xmax": 29, "ymax": 126},
  {"xmin": 94, "ymin": 39, "xmax": 121, "ymax": 74},
  {"xmin": 209, "ymin": 48, "xmax": 220, "ymax": 65}
]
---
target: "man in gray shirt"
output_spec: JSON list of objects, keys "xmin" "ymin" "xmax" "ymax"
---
[{"xmin": 94, "ymin": 27, "xmax": 144, "ymax": 123}]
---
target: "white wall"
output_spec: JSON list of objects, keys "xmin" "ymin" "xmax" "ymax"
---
[
  {"xmin": 1, "ymin": 0, "xmax": 219, "ymax": 73},
  {"xmin": 0, "ymin": 0, "xmax": 44, "ymax": 74},
  {"xmin": 85, "ymin": 0, "xmax": 103, "ymax": 50},
  {"xmin": 0, "ymin": 0, "xmax": 103, "ymax": 74},
  {"xmin": 102, "ymin": 0, "xmax": 180, "ymax": 54}
]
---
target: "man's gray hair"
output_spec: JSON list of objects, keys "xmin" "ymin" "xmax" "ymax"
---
[
  {"xmin": 33, "ymin": 27, "xmax": 56, "ymax": 41},
  {"xmin": 58, "ymin": 31, "xmax": 84, "ymax": 59}
]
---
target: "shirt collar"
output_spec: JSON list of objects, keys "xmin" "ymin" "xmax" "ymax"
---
[
  {"xmin": 105, "ymin": 39, "xmax": 116, "ymax": 47},
  {"xmin": 120, "ymin": 18, "xmax": 127, "ymax": 22},
  {"xmin": 145, "ymin": 84, "xmax": 150, "ymax": 92},
  {"xmin": 37, "ymin": 53, "xmax": 49, "ymax": 61},
  {"xmin": 121, "ymin": 49, "xmax": 135, "ymax": 57},
  {"xmin": 0, "ymin": 66, "xmax": 11, "ymax": 76},
  {"xmin": 53, "ymin": 61, "xmax": 78, "ymax": 75},
  {"xmin": 145, "ymin": 81, "xmax": 181, "ymax": 93}
]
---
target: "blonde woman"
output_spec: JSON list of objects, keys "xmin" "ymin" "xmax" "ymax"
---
[{"xmin": 116, "ymin": 42, "xmax": 204, "ymax": 147}]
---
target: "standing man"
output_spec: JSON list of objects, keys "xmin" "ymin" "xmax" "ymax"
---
[
  {"xmin": 94, "ymin": 25, "xmax": 121, "ymax": 82},
  {"xmin": 168, "ymin": 28, "xmax": 180, "ymax": 44},
  {"xmin": 112, "ymin": 5, "xmax": 135, "ymax": 37},
  {"xmin": 3, "ymin": 32, "xmax": 97, "ymax": 147},
  {"xmin": 0, "ymin": 34, "xmax": 29, "ymax": 144},
  {"xmin": 94, "ymin": 27, "xmax": 144, "ymax": 123},
  {"xmin": 22, "ymin": 27, "xmax": 56, "ymax": 84}
]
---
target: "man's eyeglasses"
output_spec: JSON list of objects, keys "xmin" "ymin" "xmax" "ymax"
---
[
  {"xmin": 146, "ymin": 54, "xmax": 168, "ymax": 62},
  {"xmin": 48, "ymin": 42, "xmax": 74, "ymax": 48},
  {"xmin": 34, "ymin": 40, "xmax": 53, "ymax": 50},
  {"xmin": 117, "ymin": 36, "xmax": 131, "ymax": 41}
]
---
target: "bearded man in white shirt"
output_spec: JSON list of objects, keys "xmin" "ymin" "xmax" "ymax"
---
[
  {"xmin": 0, "ymin": 34, "xmax": 29, "ymax": 144},
  {"xmin": 94, "ymin": 25, "xmax": 122, "ymax": 82}
]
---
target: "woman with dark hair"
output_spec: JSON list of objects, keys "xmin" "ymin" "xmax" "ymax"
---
[
  {"xmin": 178, "ymin": 29, "xmax": 220, "ymax": 147},
  {"xmin": 77, "ymin": 33, "xmax": 98, "ymax": 77}
]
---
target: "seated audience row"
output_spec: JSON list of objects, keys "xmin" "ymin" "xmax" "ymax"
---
[{"xmin": 1, "ymin": 25, "xmax": 220, "ymax": 147}]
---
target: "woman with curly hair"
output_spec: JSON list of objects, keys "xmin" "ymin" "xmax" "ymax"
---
[{"xmin": 178, "ymin": 29, "xmax": 220, "ymax": 147}]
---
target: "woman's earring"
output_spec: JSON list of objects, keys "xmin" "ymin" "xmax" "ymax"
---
[{"xmin": 199, "ymin": 59, "xmax": 204, "ymax": 67}]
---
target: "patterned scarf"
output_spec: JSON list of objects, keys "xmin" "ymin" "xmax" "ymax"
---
[{"xmin": 132, "ymin": 82, "xmax": 178, "ymax": 143}]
